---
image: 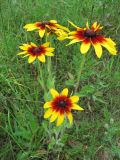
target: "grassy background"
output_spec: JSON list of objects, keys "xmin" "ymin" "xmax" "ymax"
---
[{"xmin": 0, "ymin": 0, "xmax": 120, "ymax": 159}]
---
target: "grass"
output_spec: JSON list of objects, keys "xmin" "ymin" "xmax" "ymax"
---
[{"xmin": 0, "ymin": 0, "xmax": 120, "ymax": 159}]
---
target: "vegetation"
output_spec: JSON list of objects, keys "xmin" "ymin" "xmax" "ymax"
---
[{"xmin": 0, "ymin": 0, "xmax": 120, "ymax": 159}]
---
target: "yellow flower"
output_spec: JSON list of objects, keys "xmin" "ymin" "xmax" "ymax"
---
[
  {"xmin": 44, "ymin": 88, "xmax": 84, "ymax": 126},
  {"xmin": 17, "ymin": 42, "xmax": 55, "ymax": 63},
  {"xmin": 67, "ymin": 21, "xmax": 117, "ymax": 58},
  {"xmin": 24, "ymin": 20, "xmax": 69, "ymax": 38}
]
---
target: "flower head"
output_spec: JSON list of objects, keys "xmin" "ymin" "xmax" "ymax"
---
[
  {"xmin": 67, "ymin": 21, "xmax": 117, "ymax": 58},
  {"xmin": 24, "ymin": 20, "xmax": 69, "ymax": 38},
  {"xmin": 17, "ymin": 42, "xmax": 54, "ymax": 63},
  {"xmin": 44, "ymin": 88, "xmax": 84, "ymax": 126}
]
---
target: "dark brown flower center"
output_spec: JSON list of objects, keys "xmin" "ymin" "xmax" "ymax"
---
[
  {"xmin": 42, "ymin": 21, "xmax": 50, "ymax": 26},
  {"xmin": 57, "ymin": 100, "xmax": 67, "ymax": 108},
  {"xmin": 84, "ymin": 29, "xmax": 96, "ymax": 38},
  {"xmin": 28, "ymin": 46, "xmax": 45, "ymax": 56},
  {"xmin": 33, "ymin": 47, "xmax": 41, "ymax": 54}
]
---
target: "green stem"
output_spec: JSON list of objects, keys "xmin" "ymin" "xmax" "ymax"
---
[
  {"xmin": 38, "ymin": 62, "xmax": 47, "ymax": 92},
  {"xmin": 47, "ymin": 57, "xmax": 53, "ymax": 83},
  {"xmin": 75, "ymin": 54, "xmax": 86, "ymax": 93},
  {"xmin": 46, "ymin": 35, "xmax": 54, "ymax": 89}
]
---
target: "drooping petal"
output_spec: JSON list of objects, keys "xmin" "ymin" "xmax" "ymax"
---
[
  {"xmin": 80, "ymin": 40, "xmax": 91, "ymax": 54},
  {"xmin": 38, "ymin": 55, "xmax": 45, "ymax": 62},
  {"xmin": 56, "ymin": 24, "xmax": 70, "ymax": 32},
  {"xmin": 56, "ymin": 113, "xmax": 64, "ymax": 126},
  {"xmin": 105, "ymin": 38, "xmax": 116, "ymax": 46},
  {"xmin": 67, "ymin": 112, "xmax": 73, "ymax": 125},
  {"xmin": 28, "ymin": 56, "xmax": 36, "ymax": 63},
  {"xmin": 44, "ymin": 102, "xmax": 52, "ymax": 108},
  {"xmin": 92, "ymin": 42, "xmax": 102, "ymax": 58},
  {"xmin": 102, "ymin": 43, "xmax": 117, "ymax": 55},
  {"xmin": 70, "ymin": 96, "xmax": 79, "ymax": 103},
  {"xmin": 61, "ymin": 88, "xmax": 68, "ymax": 96},
  {"xmin": 50, "ymin": 88, "xmax": 59, "ymax": 98},
  {"xmin": 50, "ymin": 112, "xmax": 59, "ymax": 123},
  {"xmin": 44, "ymin": 108, "xmax": 53, "ymax": 119},
  {"xmin": 72, "ymin": 104, "xmax": 84, "ymax": 111},
  {"xmin": 39, "ymin": 29, "xmax": 45, "ymax": 38}
]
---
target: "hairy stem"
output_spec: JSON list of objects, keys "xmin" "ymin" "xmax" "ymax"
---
[
  {"xmin": 75, "ymin": 54, "xmax": 86, "ymax": 93},
  {"xmin": 38, "ymin": 62, "xmax": 47, "ymax": 92}
]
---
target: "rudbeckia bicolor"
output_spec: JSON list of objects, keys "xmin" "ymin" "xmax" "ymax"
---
[
  {"xmin": 17, "ymin": 42, "xmax": 54, "ymax": 63},
  {"xmin": 44, "ymin": 88, "xmax": 84, "ymax": 126},
  {"xmin": 67, "ymin": 21, "xmax": 117, "ymax": 58},
  {"xmin": 24, "ymin": 20, "xmax": 69, "ymax": 38}
]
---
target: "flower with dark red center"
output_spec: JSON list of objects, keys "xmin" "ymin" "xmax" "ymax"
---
[
  {"xmin": 43, "ymin": 88, "xmax": 84, "ymax": 126},
  {"xmin": 66, "ymin": 21, "xmax": 117, "ymax": 58},
  {"xmin": 17, "ymin": 42, "xmax": 55, "ymax": 63},
  {"xmin": 24, "ymin": 20, "xmax": 69, "ymax": 38}
]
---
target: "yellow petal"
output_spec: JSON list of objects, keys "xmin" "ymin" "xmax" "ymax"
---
[
  {"xmin": 22, "ymin": 54, "xmax": 29, "ymax": 58},
  {"xmin": 102, "ymin": 43, "xmax": 117, "ymax": 55},
  {"xmin": 46, "ymin": 48, "xmax": 55, "ymax": 52},
  {"xmin": 92, "ymin": 43, "xmax": 102, "ymax": 58},
  {"xmin": 105, "ymin": 38, "xmax": 116, "ymax": 46},
  {"xmin": 56, "ymin": 24, "xmax": 70, "ymax": 32},
  {"xmin": 38, "ymin": 55, "xmax": 45, "ymax": 62},
  {"xmin": 28, "ymin": 56, "xmax": 36, "ymax": 63},
  {"xmin": 44, "ymin": 108, "xmax": 53, "ymax": 119},
  {"xmin": 24, "ymin": 24, "xmax": 37, "ymax": 31},
  {"xmin": 70, "ymin": 96, "xmax": 79, "ymax": 103},
  {"xmin": 68, "ymin": 20, "xmax": 79, "ymax": 28},
  {"xmin": 69, "ymin": 31, "xmax": 77, "ymax": 35},
  {"xmin": 80, "ymin": 41, "xmax": 91, "ymax": 54},
  {"xmin": 19, "ymin": 46, "xmax": 27, "ymax": 50},
  {"xmin": 42, "ymin": 42, "xmax": 50, "ymax": 47},
  {"xmin": 67, "ymin": 112, "xmax": 73, "ymax": 125},
  {"xmin": 45, "ymin": 52, "xmax": 54, "ymax": 56},
  {"xmin": 30, "ymin": 42, "xmax": 37, "ymax": 47},
  {"xmin": 50, "ymin": 112, "xmax": 59, "ymax": 123},
  {"xmin": 57, "ymin": 36, "xmax": 68, "ymax": 41},
  {"xmin": 39, "ymin": 29, "xmax": 45, "ymax": 38},
  {"xmin": 44, "ymin": 102, "xmax": 52, "ymax": 108},
  {"xmin": 49, "ymin": 20, "xmax": 57, "ymax": 23},
  {"xmin": 61, "ymin": 88, "xmax": 68, "ymax": 96},
  {"xmin": 92, "ymin": 22, "xmax": 97, "ymax": 29},
  {"xmin": 66, "ymin": 39, "xmax": 80, "ymax": 46},
  {"xmin": 86, "ymin": 21, "xmax": 89, "ymax": 29},
  {"xmin": 23, "ymin": 44, "xmax": 30, "ymax": 48},
  {"xmin": 56, "ymin": 113, "xmax": 64, "ymax": 126},
  {"xmin": 17, "ymin": 51, "xmax": 27, "ymax": 55},
  {"xmin": 72, "ymin": 104, "xmax": 84, "ymax": 111},
  {"xmin": 50, "ymin": 88, "xmax": 59, "ymax": 98}
]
